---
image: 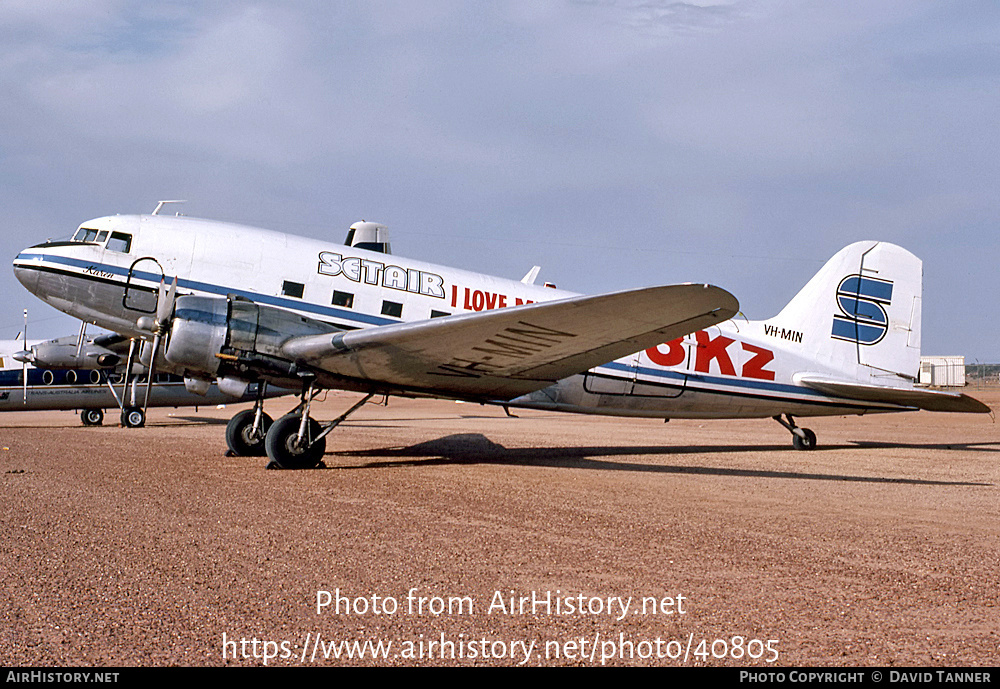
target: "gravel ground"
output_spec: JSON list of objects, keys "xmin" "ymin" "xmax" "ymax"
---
[{"xmin": 2, "ymin": 389, "xmax": 998, "ymax": 667}]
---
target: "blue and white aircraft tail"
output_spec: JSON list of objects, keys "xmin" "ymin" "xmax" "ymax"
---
[{"xmin": 771, "ymin": 241, "xmax": 921, "ymax": 386}]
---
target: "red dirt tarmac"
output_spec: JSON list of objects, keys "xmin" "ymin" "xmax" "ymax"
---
[{"xmin": 2, "ymin": 389, "xmax": 998, "ymax": 666}]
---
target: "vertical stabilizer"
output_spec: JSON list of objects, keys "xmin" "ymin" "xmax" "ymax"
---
[{"xmin": 768, "ymin": 242, "xmax": 922, "ymax": 384}]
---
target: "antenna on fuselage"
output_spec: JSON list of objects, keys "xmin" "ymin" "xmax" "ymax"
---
[{"xmin": 152, "ymin": 200, "xmax": 188, "ymax": 216}]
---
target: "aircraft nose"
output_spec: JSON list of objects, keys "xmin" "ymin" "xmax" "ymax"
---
[{"xmin": 13, "ymin": 252, "xmax": 40, "ymax": 293}]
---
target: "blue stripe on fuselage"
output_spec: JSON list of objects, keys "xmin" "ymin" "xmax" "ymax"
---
[{"xmin": 14, "ymin": 252, "xmax": 400, "ymax": 327}]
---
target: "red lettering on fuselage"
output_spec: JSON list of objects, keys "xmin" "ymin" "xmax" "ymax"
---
[
  {"xmin": 740, "ymin": 343, "xmax": 776, "ymax": 381},
  {"xmin": 457, "ymin": 286, "xmax": 531, "ymax": 312},
  {"xmin": 645, "ymin": 338, "xmax": 685, "ymax": 367},
  {"xmin": 694, "ymin": 331, "xmax": 736, "ymax": 375},
  {"xmin": 647, "ymin": 331, "xmax": 776, "ymax": 381}
]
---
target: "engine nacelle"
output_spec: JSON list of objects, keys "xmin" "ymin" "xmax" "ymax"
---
[{"xmin": 164, "ymin": 295, "xmax": 341, "ymax": 384}]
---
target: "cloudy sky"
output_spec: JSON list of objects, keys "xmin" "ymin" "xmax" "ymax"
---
[{"xmin": 1, "ymin": 1, "xmax": 997, "ymax": 361}]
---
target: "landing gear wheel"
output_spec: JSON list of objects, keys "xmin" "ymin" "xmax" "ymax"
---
[
  {"xmin": 264, "ymin": 414, "xmax": 325, "ymax": 469},
  {"xmin": 792, "ymin": 428, "xmax": 817, "ymax": 451},
  {"xmin": 121, "ymin": 406, "xmax": 145, "ymax": 428},
  {"xmin": 226, "ymin": 410, "xmax": 274, "ymax": 456},
  {"xmin": 81, "ymin": 408, "xmax": 104, "ymax": 426}
]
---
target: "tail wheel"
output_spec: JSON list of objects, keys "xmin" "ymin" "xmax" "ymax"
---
[
  {"xmin": 81, "ymin": 409, "xmax": 104, "ymax": 426},
  {"xmin": 792, "ymin": 428, "xmax": 817, "ymax": 451},
  {"xmin": 226, "ymin": 409, "xmax": 274, "ymax": 457},
  {"xmin": 264, "ymin": 414, "xmax": 326, "ymax": 469}
]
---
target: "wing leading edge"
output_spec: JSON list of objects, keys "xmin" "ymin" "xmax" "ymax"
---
[{"xmin": 282, "ymin": 283, "xmax": 739, "ymax": 400}]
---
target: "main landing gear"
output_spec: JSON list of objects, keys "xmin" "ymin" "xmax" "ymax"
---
[
  {"xmin": 773, "ymin": 414, "xmax": 817, "ymax": 451},
  {"xmin": 225, "ymin": 381, "xmax": 375, "ymax": 470},
  {"xmin": 121, "ymin": 406, "xmax": 146, "ymax": 428},
  {"xmin": 81, "ymin": 408, "xmax": 104, "ymax": 426},
  {"xmin": 225, "ymin": 382, "xmax": 273, "ymax": 457}
]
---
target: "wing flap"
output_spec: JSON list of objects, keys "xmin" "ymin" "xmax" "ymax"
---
[
  {"xmin": 282, "ymin": 284, "xmax": 738, "ymax": 400},
  {"xmin": 797, "ymin": 375, "xmax": 992, "ymax": 413}
]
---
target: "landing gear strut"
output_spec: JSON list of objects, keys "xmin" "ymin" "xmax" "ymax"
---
[
  {"xmin": 773, "ymin": 414, "xmax": 817, "ymax": 451},
  {"xmin": 263, "ymin": 385, "xmax": 375, "ymax": 470}
]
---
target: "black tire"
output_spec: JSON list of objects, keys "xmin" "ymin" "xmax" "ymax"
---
[
  {"xmin": 225, "ymin": 409, "xmax": 274, "ymax": 457},
  {"xmin": 792, "ymin": 428, "xmax": 817, "ymax": 451},
  {"xmin": 81, "ymin": 408, "xmax": 104, "ymax": 426},
  {"xmin": 264, "ymin": 414, "xmax": 325, "ymax": 469},
  {"xmin": 121, "ymin": 406, "xmax": 145, "ymax": 428}
]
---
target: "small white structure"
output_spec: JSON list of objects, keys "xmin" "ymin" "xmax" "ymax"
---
[{"xmin": 919, "ymin": 356, "xmax": 966, "ymax": 387}]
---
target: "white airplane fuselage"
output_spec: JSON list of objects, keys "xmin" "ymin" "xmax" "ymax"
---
[{"xmin": 11, "ymin": 213, "xmax": 973, "ymax": 428}]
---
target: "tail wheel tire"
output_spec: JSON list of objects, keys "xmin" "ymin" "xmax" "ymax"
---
[
  {"xmin": 265, "ymin": 414, "xmax": 325, "ymax": 469},
  {"xmin": 792, "ymin": 428, "xmax": 817, "ymax": 451},
  {"xmin": 226, "ymin": 409, "xmax": 274, "ymax": 457}
]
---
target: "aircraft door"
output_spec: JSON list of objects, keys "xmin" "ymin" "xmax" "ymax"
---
[
  {"xmin": 631, "ymin": 337, "xmax": 690, "ymax": 399},
  {"xmin": 583, "ymin": 354, "xmax": 637, "ymax": 395}
]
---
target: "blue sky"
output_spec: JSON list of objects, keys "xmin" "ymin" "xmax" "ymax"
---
[{"xmin": 1, "ymin": 1, "xmax": 997, "ymax": 361}]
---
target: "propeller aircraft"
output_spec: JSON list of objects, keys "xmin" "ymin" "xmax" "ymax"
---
[{"xmin": 12, "ymin": 206, "xmax": 989, "ymax": 468}]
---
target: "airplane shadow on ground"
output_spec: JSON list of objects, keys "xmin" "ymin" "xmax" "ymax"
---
[{"xmin": 326, "ymin": 433, "xmax": 996, "ymax": 486}]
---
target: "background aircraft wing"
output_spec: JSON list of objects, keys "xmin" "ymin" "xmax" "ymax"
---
[{"xmin": 282, "ymin": 283, "xmax": 738, "ymax": 400}]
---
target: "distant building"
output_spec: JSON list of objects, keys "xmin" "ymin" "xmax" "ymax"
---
[{"xmin": 919, "ymin": 356, "xmax": 966, "ymax": 387}]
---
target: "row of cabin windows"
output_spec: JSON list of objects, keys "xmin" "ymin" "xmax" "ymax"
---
[{"xmin": 280, "ymin": 282, "xmax": 451, "ymax": 320}]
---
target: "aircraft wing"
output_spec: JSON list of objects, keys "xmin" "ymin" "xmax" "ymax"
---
[
  {"xmin": 796, "ymin": 375, "xmax": 992, "ymax": 413},
  {"xmin": 282, "ymin": 283, "xmax": 738, "ymax": 400}
]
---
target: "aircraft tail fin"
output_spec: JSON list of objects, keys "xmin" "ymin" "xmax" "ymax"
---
[{"xmin": 767, "ymin": 241, "xmax": 923, "ymax": 386}]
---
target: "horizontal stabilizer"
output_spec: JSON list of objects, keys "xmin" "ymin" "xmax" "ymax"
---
[
  {"xmin": 797, "ymin": 375, "xmax": 991, "ymax": 414},
  {"xmin": 282, "ymin": 284, "xmax": 738, "ymax": 400}
]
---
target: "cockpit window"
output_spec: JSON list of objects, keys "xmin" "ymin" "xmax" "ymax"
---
[
  {"xmin": 106, "ymin": 232, "xmax": 132, "ymax": 253},
  {"xmin": 71, "ymin": 228, "xmax": 132, "ymax": 252},
  {"xmin": 72, "ymin": 227, "xmax": 102, "ymax": 242}
]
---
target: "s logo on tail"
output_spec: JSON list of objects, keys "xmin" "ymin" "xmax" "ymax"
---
[{"xmin": 831, "ymin": 275, "xmax": 893, "ymax": 345}]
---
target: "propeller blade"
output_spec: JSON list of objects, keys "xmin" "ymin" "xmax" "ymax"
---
[
  {"xmin": 141, "ymin": 276, "xmax": 177, "ymax": 418},
  {"xmin": 156, "ymin": 276, "xmax": 177, "ymax": 327},
  {"xmin": 22, "ymin": 309, "xmax": 27, "ymax": 404}
]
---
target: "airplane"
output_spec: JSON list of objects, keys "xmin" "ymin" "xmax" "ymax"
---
[
  {"xmin": 12, "ymin": 205, "xmax": 989, "ymax": 468},
  {"xmin": 0, "ymin": 330, "xmax": 286, "ymax": 427}
]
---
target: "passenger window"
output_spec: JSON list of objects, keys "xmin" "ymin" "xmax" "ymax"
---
[
  {"xmin": 430, "ymin": 310, "xmax": 450, "ymax": 318},
  {"xmin": 332, "ymin": 291, "xmax": 354, "ymax": 308},
  {"xmin": 282, "ymin": 281, "xmax": 305, "ymax": 298},
  {"xmin": 381, "ymin": 300, "xmax": 403, "ymax": 318}
]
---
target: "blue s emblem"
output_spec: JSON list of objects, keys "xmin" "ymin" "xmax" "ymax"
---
[{"xmin": 831, "ymin": 275, "xmax": 893, "ymax": 345}]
